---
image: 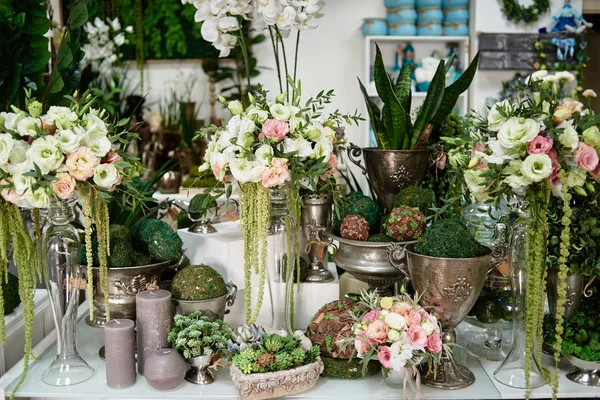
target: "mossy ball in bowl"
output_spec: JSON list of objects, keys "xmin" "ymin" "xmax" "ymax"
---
[
  {"xmin": 132, "ymin": 251, "xmax": 153, "ymax": 267},
  {"xmin": 367, "ymin": 233, "xmax": 392, "ymax": 242},
  {"xmin": 384, "ymin": 206, "xmax": 426, "ymax": 242},
  {"xmin": 393, "ymin": 185, "xmax": 435, "ymax": 216},
  {"xmin": 321, "ymin": 356, "xmax": 381, "ymax": 379},
  {"xmin": 108, "ymin": 240, "xmax": 134, "ymax": 267},
  {"xmin": 170, "ymin": 264, "xmax": 227, "ymax": 301},
  {"xmin": 414, "ymin": 218, "xmax": 487, "ymax": 259},
  {"xmin": 340, "ymin": 215, "xmax": 370, "ymax": 241},
  {"xmin": 2, "ymin": 273, "xmax": 20, "ymax": 315},
  {"xmin": 109, "ymin": 224, "xmax": 132, "ymax": 243},
  {"xmin": 132, "ymin": 219, "xmax": 183, "ymax": 262},
  {"xmin": 334, "ymin": 192, "xmax": 380, "ymax": 233}
]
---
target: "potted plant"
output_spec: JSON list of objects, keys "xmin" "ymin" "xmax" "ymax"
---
[
  {"xmin": 228, "ymin": 324, "xmax": 323, "ymax": 400},
  {"xmin": 168, "ymin": 312, "xmax": 233, "ymax": 385},
  {"xmin": 352, "ymin": 44, "xmax": 480, "ymax": 210},
  {"xmin": 170, "ymin": 264, "xmax": 237, "ymax": 320}
]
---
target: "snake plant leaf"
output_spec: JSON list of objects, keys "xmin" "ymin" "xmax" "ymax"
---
[
  {"xmin": 395, "ymin": 63, "xmax": 412, "ymax": 118},
  {"xmin": 382, "ymin": 89, "xmax": 407, "ymax": 150},
  {"xmin": 358, "ymin": 78, "xmax": 388, "ymax": 149},
  {"xmin": 430, "ymin": 52, "xmax": 480, "ymax": 130},
  {"xmin": 411, "ymin": 60, "xmax": 446, "ymax": 148},
  {"xmin": 373, "ymin": 44, "xmax": 394, "ymax": 105}
]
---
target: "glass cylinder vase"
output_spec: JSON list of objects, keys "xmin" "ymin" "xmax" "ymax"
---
[{"xmin": 42, "ymin": 199, "xmax": 95, "ymax": 386}]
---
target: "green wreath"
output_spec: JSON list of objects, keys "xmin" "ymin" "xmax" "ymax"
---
[
  {"xmin": 534, "ymin": 35, "xmax": 589, "ymax": 93},
  {"xmin": 499, "ymin": 0, "xmax": 551, "ymax": 24}
]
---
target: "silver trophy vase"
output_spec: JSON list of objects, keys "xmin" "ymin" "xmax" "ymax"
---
[{"xmin": 301, "ymin": 193, "xmax": 334, "ymax": 283}]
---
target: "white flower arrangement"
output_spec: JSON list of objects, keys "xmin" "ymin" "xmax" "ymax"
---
[{"xmin": 81, "ymin": 17, "xmax": 133, "ymax": 78}]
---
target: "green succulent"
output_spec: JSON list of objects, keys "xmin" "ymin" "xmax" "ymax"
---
[
  {"xmin": 275, "ymin": 352, "xmax": 294, "ymax": 370},
  {"xmin": 168, "ymin": 311, "xmax": 232, "ymax": 359},
  {"xmin": 264, "ymin": 336, "xmax": 283, "ymax": 353}
]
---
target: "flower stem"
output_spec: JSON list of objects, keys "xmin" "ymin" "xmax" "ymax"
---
[
  {"xmin": 268, "ymin": 26, "xmax": 283, "ymax": 93},
  {"xmin": 237, "ymin": 23, "xmax": 252, "ymax": 94},
  {"xmin": 275, "ymin": 27, "xmax": 290, "ymax": 101},
  {"xmin": 293, "ymin": 30, "xmax": 301, "ymax": 98}
]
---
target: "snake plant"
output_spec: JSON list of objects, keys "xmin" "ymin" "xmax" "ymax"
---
[{"xmin": 359, "ymin": 44, "xmax": 479, "ymax": 150}]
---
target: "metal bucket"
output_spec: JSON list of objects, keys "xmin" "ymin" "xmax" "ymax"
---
[{"xmin": 172, "ymin": 283, "xmax": 237, "ymax": 320}]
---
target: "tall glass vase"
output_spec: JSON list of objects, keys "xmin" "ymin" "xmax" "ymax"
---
[{"xmin": 42, "ymin": 199, "xmax": 95, "ymax": 386}]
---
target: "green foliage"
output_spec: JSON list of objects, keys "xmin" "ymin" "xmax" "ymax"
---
[
  {"xmin": 393, "ymin": 185, "xmax": 436, "ymax": 216},
  {"xmin": 367, "ymin": 233, "xmax": 391, "ymax": 242},
  {"xmin": 170, "ymin": 264, "xmax": 227, "ymax": 301},
  {"xmin": 359, "ymin": 43, "xmax": 479, "ymax": 150},
  {"xmin": 168, "ymin": 312, "xmax": 232, "ymax": 359},
  {"xmin": 414, "ymin": 218, "xmax": 486, "ymax": 258},
  {"xmin": 189, "ymin": 193, "xmax": 218, "ymax": 216},
  {"xmin": 499, "ymin": 0, "xmax": 550, "ymax": 24},
  {"xmin": 108, "ymin": 239, "xmax": 133, "ymax": 267}
]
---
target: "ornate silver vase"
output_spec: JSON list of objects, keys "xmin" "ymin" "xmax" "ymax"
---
[
  {"xmin": 547, "ymin": 271, "xmax": 596, "ymax": 321},
  {"xmin": 301, "ymin": 193, "xmax": 334, "ymax": 283},
  {"xmin": 185, "ymin": 355, "xmax": 214, "ymax": 385},
  {"xmin": 405, "ymin": 244, "xmax": 491, "ymax": 389}
]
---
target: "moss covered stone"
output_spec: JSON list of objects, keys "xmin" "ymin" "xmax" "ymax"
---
[
  {"xmin": 367, "ymin": 233, "xmax": 392, "ymax": 242},
  {"xmin": 109, "ymin": 224, "xmax": 132, "ymax": 243},
  {"xmin": 132, "ymin": 251, "xmax": 153, "ymax": 266},
  {"xmin": 108, "ymin": 239, "xmax": 134, "ymax": 267},
  {"xmin": 170, "ymin": 264, "xmax": 227, "ymax": 300},
  {"xmin": 2, "ymin": 273, "xmax": 20, "ymax": 315},
  {"xmin": 384, "ymin": 206, "xmax": 426, "ymax": 242},
  {"xmin": 414, "ymin": 218, "xmax": 487, "ymax": 258},
  {"xmin": 132, "ymin": 219, "xmax": 183, "ymax": 262},
  {"xmin": 334, "ymin": 192, "xmax": 380, "ymax": 233},
  {"xmin": 321, "ymin": 356, "xmax": 381, "ymax": 379},
  {"xmin": 393, "ymin": 185, "xmax": 435, "ymax": 216}
]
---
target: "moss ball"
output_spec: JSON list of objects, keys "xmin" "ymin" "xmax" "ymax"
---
[
  {"xmin": 132, "ymin": 251, "xmax": 153, "ymax": 266},
  {"xmin": 393, "ymin": 185, "xmax": 435, "ymax": 216},
  {"xmin": 132, "ymin": 219, "xmax": 183, "ymax": 262},
  {"xmin": 170, "ymin": 264, "xmax": 227, "ymax": 301},
  {"xmin": 108, "ymin": 240, "xmax": 133, "ymax": 268},
  {"xmin": 2, "ymin": 273, "xmax": 20, "ymax": 315},
  {"xmin": 321, "ymin": 356, "xmax": 381, "ymax": 379},
  {"xmin": 340, "ymin": 215, "xmax": 370, "ymax": 241},
  {"xmin": 79, "ymin": 240, "xmax": 100, "ymax": 266},
  {"xmin": 282, "ymin": 256, "xmax": 309, "ymax": 282},
  {"xmin": 334, "ymin": 192, "xmax": 380, "ymax": 233},
  {"xmin": 109, "ymin": 224, "xmax": 132, "ymax": 243},
  {"xmin": 367, "ymin": 233, "xmax": 392, "ymax": 242},
  {"xmin": 384, "ymin": 206, "xmax": 426, "ymax": 242},
  {"xmin": 414, "ymin": 219, "xmax": 487, "ymax": 258}
]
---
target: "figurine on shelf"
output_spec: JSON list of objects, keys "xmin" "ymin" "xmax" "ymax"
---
[
  {"xmin": 548, "ymin": 4, "xmax": 593, "ymax": 34},
  {"xmin": 401, "ymin": 43, "xmax": 416, "ymax": 70},
  {"xmin": 415, "ymin": 56, "xmax": 442, "ymax": 92}
]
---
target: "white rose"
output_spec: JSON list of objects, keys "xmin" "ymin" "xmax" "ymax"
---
[
  {"xmin": 387, "ymin": 329, "xmax": 401, "ymax": 342},
  {"xmin": 82, "ymin": 132, "xmax": 112, "ymax": 157},
  {"xmin": 497, "ymin": 117, "xmax": 540, "ymax": 148},
  {"xmin": 56, "ymin": 129, "xmax": 83, "ymax": 153},
  {"xmin": 464, "ymin": 169, "xmax": 490, "ymax": 201},
  {"xmin": 13, "ymin": 173, "xmax": 35, "ymax": 195},
  {"xmin": 311, "ymin": 138, "xmax": 333, "ymax": 162},
  {"xmin": 566, "ymin": 168, "xmax": 586, "ymax": 188},
  {"xmin": 421, "ymin": 320, "xmax": 435, "ymax": 336},
  {"xmin": 24, "ymin": 187, "xmax": 51, "ymax": 209},
  {"xmin": 255, "ymin": 144, "xmax": 273, "ymax": 165},
  {"xmin": 487, "ymin": 99, "xmax": 513, "ymax": 132},
  {"xmin": 26, "ymin": 136, "xmax": 64, "ymax": 174},
  {"xmin": 44, "ymin": 106, "xmax": 78, "ymax": 130},
  {"xmin": 93, "ymin": 164, "xmax": 119, "ymax": 189},
  {"xmin": 229, "ymin": 158, "xmax": 265, "ymax": 184},
  {"xmin": 521, "ymin": 154, "xmax": 553, "ymax": 182},
  {"xmin": 502, "ymin": 160, "xmax": 532, "ymax": 189},
  {"xmin": 385, "ymin": 313, "xmax": 407, "ymax": 331},
  {"xmin": 555, "ymin": 71, "xmax": 575, "ymax": 82},
  {"xmin": 270, "ymin": 103, "xmax": 291, "ymax": 120},
  {"xmin": 558, "ymin": 122, "xmax": 579, "ymax": 149},
  {"xmin": 16, "ymin": 117, "xmax": 41, "ymax": 137},
  {"xmin": 0, "ymin": 134, "xmax": 14, "ymax": 166}
]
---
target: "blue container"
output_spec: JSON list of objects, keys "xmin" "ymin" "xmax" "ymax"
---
[
  {"xmin": 362, "ymin": 18, "xmax": 388, "ymax": 36},
  {"xmin": 385, "ymin": 0, "xmax": 415, "ymax": 7},
  {"xmin": 417, "ymin": 21, "xmax": 443, "ymax": 35},
  {"xmin": 416, "ymin": 81, "xmax": 431, "ymax": 92},
  {"xmin": 442, "ymin": 0, "xmax": 468, "ymax": 9},
  {"xmin": 443, "ymin": 22, "xmax": 468, "ymax": 36},
  {"xmin": 416, "ymin": 0, "xmax": 442, "ymax": 8},
  {"xmin": 444, "ymin": 7, "xmax": 469, "ymax": 22},
  {"xmin": 387, "ymin": 7, "xmax": 417, "ymax": 23},
  {"xmin": 417, "ymin": 7, "xmax": 443, "ymax": 22},
  {"xmin": 388, "ymin": 21, "xmax": 417, "ymax": 36}
]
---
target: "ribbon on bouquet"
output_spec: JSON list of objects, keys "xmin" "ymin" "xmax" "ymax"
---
[
  {"xmin": 403, "ymin": 364, "xmax": 424, "ymax": 400},
  {"xmin": 551, "ymin": 37, "xmax": 576, "ymax": 61}
]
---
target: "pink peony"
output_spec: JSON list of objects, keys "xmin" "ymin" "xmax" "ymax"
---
[
  {"xmin": 51, "ymin": 172, "xmax": 76, "ymax": 200},
  {"xmin": 527, "ymin": 134, "xmax": 553, "ymax": 155},
  {"xmin": 259, "ymin": 119, "xmax": 289, "ymax": 142},
  {"xmin": 576, "ymin": 143, "xmax": 599, "ymax": 172},
  {"xmin": 66, "ymin": 146, "xmax": 100, "ymax": 181},
  {"xmin": 325, "ymin": 153, "xmax": 337, "ymax": 177},
  {"xmin": 103, "ymin": 151, "xmax": 123, "ymax": 164},
  {"xmin": 363, "ymin": 308, "xmax": 381, "ymax": 323},
  {"xmin": 261, "ymin": 157, "xmax": 291, "ymax": 188},
  {"xmin": 378, "ymin": 346, "xmax": 393, "ymax": 369},
  {"xmin": 407, "ymin": 325, "xmax": 427, "ymax": 349},
  {"xmin": 406, "ymin": 310, "xmax": 422, "ymax": 327},
  {"xmin": 391, "ymin": 301, "xmax": 413, "ymax": 316},
  {"xmin": 365, "ymin": 319, "xmax": 389, "ymax": 344},
  {"xmin": 548, "ymin": 150, "xmax": 561, "ymax": 185},
  {"xmin": 426, "ymin": 333, "xmax": 443, "ymax": 354}
]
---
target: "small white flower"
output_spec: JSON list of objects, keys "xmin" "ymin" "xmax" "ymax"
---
[
  {"xmin": 311, "ymin": 138, "xmax": 333, "ymax": 162},
  {"xmin": 7, "ymin": 141, "xmax": 30, "ymax": 175},
  {"xmin": 270, "ymin": 103, "xmax": 291, "ymax": 120},
  {"xmin": 93, "ymin": 163, "xmax": 119, "ymax": 189},
  {"xmin": 502, "ymin": 160, "xmax": 532, "ymax": 189},
  {"xmin": 217, "ymin": 16, "xmax": 239, "ymax": 32},
  {"xmin": 13, "ymin": 173, "xmax": 35, "ymax": 195},
  {"xmin": 487, "ymin": 99, "xmax": 513, "ymax": 132},
  {"xmin": 283, "ymin": 137, "xmax": 313, "ymax": 158},
  {"xmin": 529, "ymin": 70, "xmax": 548, "ymax": 82},
  {"xmin": 421, "ymin": 320, "xmax": 435, "ymax": 336},
  {"xmin": 201, "ymin": 18, "xmax": 220, "ymax": 43},
  {"xmin": 0, "ymin": 112, "xmax": 22, "ymax": 131},
  {"xmin": 246, "ymin": 107, "xmax": 269, "ymax": 124},
  {"xmin": 237, "ymin": 132, "xmax": 255, "ymax": 148},
  {"xmin": 16, "ymin": 117, "xmax": 41, "ymax": 137},
  {"xmin": 56, "ymin": 129, "xmax": 83, "ymax": 153},
  {"xmin": 24, "ymin": 187, "xmax": 51, "ymax": 209},
  {"xmin": 229, "ymin": 158, "xmax": 266, "ymax": 183},
  {"xmin": 227, "ymin": 100, "xmax": 244, "ymax": 115},
  {"xmin": 583, "ymin": 89, "xmax": 597, "ymax": 98},
  {"xmin": 277, "ymin": 6, "xmax": 297, "ymax": 30},
  {"xmin": 26, "ymin": 135, "xmax": 64, "ymax": 174},
  {"xmin": 566, "ymin": 168, "xmax": 586, "ymax": 188},
  {"xmin": 44, "ymin": 106, "xmax": 78, "ymax": 130},
  {"xmin": 385, "ymin": 313, "xmax": 407, "ymax": 331},
  {"xmin": 0, "ymin": 134, "xmax": 14, "ymax": 166},
  {"xmin": 464, "ymin": 169, "xmax": 490, "ymax": 201},
  {"xmin": 497, "ymin": 117, "xmax": 540, "ymax": 149},
  {"xmin": 82, "ymin": 110, "xmax": 108, "ymax": 135},
  {"xmin": 255, "ymin": 144, "xmax": 273, "ymax": 165},
  {"xmin": 521, "ymin": 154, "xmax": 553, "ymax": 182},
  {"xmin": 555, "ymin": 71, "xmax": 575, "ymax": 82},
  {"xmin": 82, "ymin": 132, "xmax": 112, "ymax": 157},
  {"xmin": 558, "ymin": 121, "xmax": 579, "ymax": 149},
  {"xmin": 388, "ymin": 329, "xmax": 401, "ymax": 342},
  {"xmin": 482, "ymin": 138, "xmax": 514, "ymax": 164}
]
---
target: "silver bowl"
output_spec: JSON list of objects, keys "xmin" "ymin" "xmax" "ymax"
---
[
  {"xmin": 564, "ymin": 353, "xmax": 600, "ymax": 386},
  {"xmin": 172, "ymin": 282, "xmax": 237, "ymax": 320}
]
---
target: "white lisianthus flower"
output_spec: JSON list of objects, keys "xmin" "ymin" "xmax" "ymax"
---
[
  {"xmin": 93, "ymin": 164, "xmax": 119, "ymax": 189},
  {"xmin": 246, "ymin": 107, "xmax": 269, "ymax": 124},
  {"xmin": 26, "ymin": 136, "xmax": 64, "ymax": 174},
  {"xmin": 228, "ymin": 100, "xmax": 244, "ymax": 115},
  {"xmin": 7, "ymin": 141, "xmax": 31, "ymax": 175},
  {"xmin": 311, "ymin": 138, "xmax": 333, "ymax": 162},
  {"xmin": 582, "ymin": 126, "xmax": 600, "ymax": 149},
  {"xmin": 566, "ymin": 168, "xmax": 587, "ymax": 188},
  {"xmin": 44, "ymin": 106, "xmax": 78, "ymax": 129},
  {"xmin": 82, "ymin": 111, "xmax": 108, "ymax": 135},
  {"xmin": 237, "ymin": 132, "xmax": 255, "ymax": 148},
  {"xmin": 0, "ymin": 134, "xmax": 14, "ymax": 166},
  {"xmin": 555, "ymin": 71, "xmax": 575, "ymax": 82},
  {"xmin": 24, "ymin": 187, "xmax": 51, "ymax": 209},
  {"xmin": 255, "ymin": 144, "xmax": 273, "ymax": 165},
  {"xmin": 421, "ymin": 320, "xmax": 435, "ymax": 336},
  {"xmin": 16, "ymin": 117, "xmax": 41, "ymax": 137},
  {"xmin": 217, "ymin": 130, "xmax": 235, "ymax": 150},
  {"xmin": 379, "ymin": 309, "xmax": 390, "ymax": 318},
  {"xmin": 13, "ymin": 173, "xmax": 35, "ymax": 195},
  {"xmin": 529, "ymin": 70, "xmax": 548, "ymax": 82},
  {"xmin": 521, "ymin": 154, "xmax": 553, "ymax": 182},
  {"xmin": 321, "ymin": 126, "xmax": 337, "ymax": 142},
  {"xmin": 487, "ymin": 99, "xmax": 513, "ymax": 132},
  {"xmin": 497, "ymin": 117, "xmax": 540, "ymax": 148},
  {"xmin": 283, "ymin": 137, "xmax": 313, "ymax": 158},
  {"xmin": 289, "ymin": 116, "xmax": 305, "ymax": 133},
  {"xmin": 270, "ymin": 103, "xmax": 291, "ymax": 120},
  {"xmin": 385, "ymin": 313, "xmax": 407, "ymax": 331},
  {"xmin": 464, "ymin": 170, "xmax": 490, "ymax": 201},
  {"xmin": 558, "ymin": 121, "xmax": 579, "ymax": 149},
  {"xmin": 229, "ymin": 158, "xmax": 265, "ymax": 183},
  {"xmin": 502, "ymin": 160, "xmax": 532, "ymax": 189},
  {"xmin": 0, "ymin": 112, "xmax": 21, "ymax": 131},
  {"xmin": 543, "ymin": 74, "xmax": 559, "ymax": 84},
  {"xmin": 387, "ymin": 329, "xmax": 401, "ymax": 342},
  {"xmin": 82, "ymin": 132, "xmax": 111, "ymax": 157},
  {"xmin": 482, "ymin": 138, "xmax": 514, "ymax": 164},
  {"xmin": 56, "ymin": 129, "xmax": 83, "ymax": 153}
]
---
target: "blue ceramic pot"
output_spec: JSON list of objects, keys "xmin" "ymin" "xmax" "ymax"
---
[
  {"xmin": 387, "ymin": 7, "xmax": 417, "ymax": 23},
  {"xmin": 444, "ymin": 7, "xmax": 469, "ymax": 22},
  {"xmin": 442, "ymin": 0, "xmax": 468, "ymax": 9},
  {"xmin": 443, "ymin": 22, "xmax": 468, "ymax": 36},
  {"xmin": 385, "ymin": 0, "xmax": 415, "ymax": 7},
  {"xmin": 417, "ymin": 7, "xmax": 443, "ymax": 22},
  {"xmin": 388, "ymin": 22, "xmax": 417, "ymax": 36},
  {"xmin": 417, "ymin": 21, "xmax": 442, "ymax": 35},
  {"xmin": 416, "ymin": 0, "xmax": 442, "ymax": 8},
  {"xmin": 362, "ymin": 18, "xmax": 388, "ymax": 36}
]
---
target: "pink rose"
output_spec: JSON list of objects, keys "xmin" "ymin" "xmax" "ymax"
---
[
  {"xmin": 391, "ymin": 301, "xmax": 412, "ymax": 316},
  {"xmin": 103, "ymin": 151, "xmax": 123, "ymax": 164},
  {"xmin": 365, "ymin": 319, "xmax": 389, "ymax": 344},
  {"xmin": 66, "ymin": 146, "xmax": 100, "ymax": 181},
  {"xmin": 576, "ymin": 143, "xmax": 599, "ymax": 172},
  {"xmin": 591, "ymin": 164, "xmax": 600, "ymax": 181},
  {"xmin": 406, "ymin": 310, "xmax": 422, "ymax": 327},
  {"xmin": 378, "ymin": 346, "xmax": 393, "ymax": 369},
  {"xmin": 259, "ymin": 119, "xmax": 289, "ymax": 142},
  {"xmin": 261, "ymin": 157, "xmax": 290, "ymax": 188},
  {"xmin": 363, "ymin": 308, "xmax": 381, "ymax": 323},
  {"xmin": 325, "ymin": 153, "xmax": 337, "ymax": 177},
  {"xmin": 527, "ymin": 134, "xmax": 553, "ymax": 155},
  {"xmin": 548, "ymin": 150, "xmax": 561, "ymax": 185},
  {"xmin": 426, "ymin": 333, "xmax": 443, "ymax": 354},
  {"xmin": 407, "ymin": 325, "xmax": 427, "ymax": 349},
  {"xmin": 51, "ymin": 172, "xmax": 76, "ymax": 200},
  {"xmin": 354, "ymin": 331, "xmax": 369, "ymax": 356}
]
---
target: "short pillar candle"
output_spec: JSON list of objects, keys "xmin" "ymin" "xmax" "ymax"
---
[
  {"xmin": 104, "ymin": 319, "xmax": 136, "ymax": 389},
  {"xmin": 136, "ymin": 289, "xmax": 172, "ymax": 375}
]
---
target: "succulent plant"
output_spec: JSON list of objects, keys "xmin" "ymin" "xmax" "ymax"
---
[
  {"xmin": 227, "ymin": 323, "xmax": 264, "ymax": 353},
  {"xmin": 168, "ymin": 311, "xmax": 232, "ymax": 360}
]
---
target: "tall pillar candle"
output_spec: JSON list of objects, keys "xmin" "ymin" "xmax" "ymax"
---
[
  {"xmin": 136, "ymin": 290, "xmax": 172, "ymax": 375},
  {"xmin": 104, "ymin": 319, "xmax": 136, "ymax": 389}
]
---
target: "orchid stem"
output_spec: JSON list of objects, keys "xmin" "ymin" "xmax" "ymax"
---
[
  {"xmin": 293, "ymin": 30, "xmax": 300, "ymax": 98},
  {"xmin": 269, "ymin": 26, "xmax": 283, "ymax": 94},
  {"xmin": 275, "ymin": 27, "xmax": 290, "ymax": 102},
  {"xmin": 237, "ymin": 23, "xmax": 252, "ymax": 94}
]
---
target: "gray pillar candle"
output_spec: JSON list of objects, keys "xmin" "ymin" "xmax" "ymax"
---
[
  {"xmin": 136, "ymin": 289, "xmax": 172, "ymax": 375},
  {"xmin": 104, "ymin": 319, "xmax": 136, "ymax": 389}
]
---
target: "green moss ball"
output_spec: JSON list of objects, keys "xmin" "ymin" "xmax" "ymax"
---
[
  {"xmin": 132, "ymin": 251, "xmax": 153, "ymax": 266},
  {"xmin": 282, "ymin": 256, "xmax": 309, "ymax": 282},
  {"xmin": 79, "ymin": 240, "xmax": 100, "ymax": 266},
  {"xmin": 340, "ymin": 215, "xmax": 369, "ymax": 241},
  {"xmin": 334, "ymin": 192, "xmax": 380, "ymax": 233},
  {"xmin": 321, "ymin": 356, "xmax": 381, "ymax": 379},
  {"xmin": 384, "ymin": 206, "xmax": 426, "ymax": 242},
  {"xmin": 2, "ymin": 273, "xmax": 21, "ymax": 315},
  {"xmin": 132, "ymin": 219, "xmax": 183, "ymax": 262},
  {"xmin": 414, "ymin": 219, "xmax": 487, "ymax": 258},
  {"xmin": 393, "ymin": 185, "xmax": 435, "ymax": 216},
  {"xmin": 170, "ymin": 264, "xmax": 227, "ymax": 300},
  {"xmin": 367, "ymin": 233, "xmax": 392, "ymax": 242},
  {"xmin": 109, "ymin": 224, "xmax": 132, "ymax": 243},
  {"xmin": 108, "ymin": 240, "xmax": 133, "ymax": 268}
]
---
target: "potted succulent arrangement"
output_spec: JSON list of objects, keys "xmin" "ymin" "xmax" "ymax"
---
[
  {"xmin": 168, "ymin": 311, "xmax": 233, "ymax": 385},
  {"xmin": 351, "ymin": 44, "xmax": 480, "ymax": 210},
  {"xmin": 170, "ymin": 264, "xmax": 237, "ymax": 320},
  {"xmin": 228, "ymin": 324, "xmax": 323, "ymax": 400}
]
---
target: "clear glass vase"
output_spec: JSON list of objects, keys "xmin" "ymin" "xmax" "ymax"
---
[{"xmin": 42, "ymin": 199, "xmax": 95, "ymax": 386}]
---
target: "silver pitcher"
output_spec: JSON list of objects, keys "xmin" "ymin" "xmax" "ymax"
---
[
  {"xmin": 301, "ymin": 193, "xmax": 334, "ymax": 283},
  {"xmin": 346, "ymin": 143, "xmax": 430, "ymax": 210},
  {"xmin": 405, "ymin": 244, "xmax": 491, "ymax": 389},
  {"xmin": 547, "ymin": 271, "xmax": 596, "ymax": 321},
  {"xmin": 172, "ymin": 283, "xmax": 237, "ymax": 320}
]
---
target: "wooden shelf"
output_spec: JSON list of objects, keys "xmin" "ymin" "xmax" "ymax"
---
[{"xmin": 366, "ymin": 35, "xmax": 469, "ymax": 43}]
